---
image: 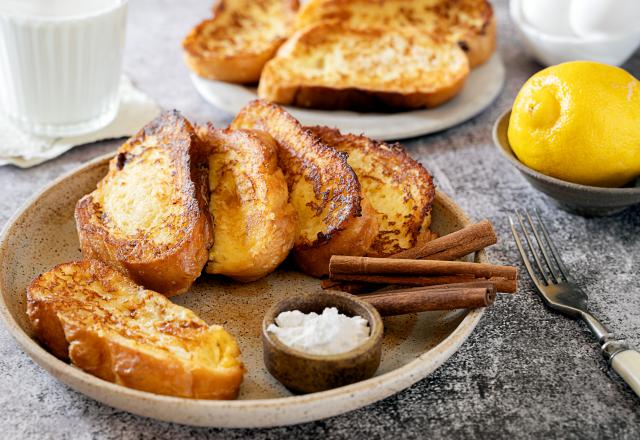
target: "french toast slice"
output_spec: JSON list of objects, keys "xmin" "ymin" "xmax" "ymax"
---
[
  {"xmin": 295, "ymin": 0, "xmax": 496, "ymax": 68},
  {"xmin": 26, "ymin": 260, "xmax": 244, "ymax": 399},
  {"xmin": 196, "ymin": 125, "xmax": 297, "ymax": 282},
  {"xmin": 230, "ymin": 100, "xmax": 378, "ymax": 277},
  {"xmin": 308, "ymin": 126, "xmax": 435, "ymax": 256},
  {"xmin": 183, "ymin": 0, "xmax": 299, "ymax": 83},
  {"xmin": 75, "ymin": 111, "xmax": 213, "ymax": 297},
  {"xmin": 258, "ymin": 23, "xmax": 470, "ymax": 111}
]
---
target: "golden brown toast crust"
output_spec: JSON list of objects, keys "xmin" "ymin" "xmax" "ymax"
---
[
  {"xmin": 463, "ymin": 12, "xmax": 496, "ymax": 68},
  {"xmin": 258, "ymin": 23, "xmax": 470, "ymax": 111},
  {"xmin": 278, "ymin": 81, "xmax": 467, "ymax": 112},
  {"xmin": 27, "ymin": 260, "xmax": 244, "ymax": 399},
  {"xmin": 308, "ymin": 126, "xmax": 435, "ymax": 256},
  {"xmin": 197, "ymin": 125, "xmax": 297, "ymax": 282},
  {"xmin": 183, "ymin": 0, "xmax": 299, "ymax": 83},
  {"xmin": 230, "ymin": 100, "xmax": 378, "ymax": 276},
  {"xmin": 75, "ymin": 111, "xmax": 213, "ymax": 297},
  {"xmin": 295, "ymin": 0, "xmax": 496, "ymax": 68}
]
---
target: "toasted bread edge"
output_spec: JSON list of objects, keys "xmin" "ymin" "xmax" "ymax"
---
[
  {"xmin": 231, "ymin": 100, "xmax": 379, "ymax": 276},
  {"xmin": 182, "ymin": 0, "xmax": 300, "ymax": 83},
  {"xmin": 26, "ymin": 260, "xmax": 244, "ymax": 400},
  {"xmin": 197, "ymin": 124, "xmax": 297, "ymax": 282},
  {"xmin": 257, "ymin": 24, "xmax": 470, "ymax": 111},
  {"xmin": 75, "ymin": 111, "xmax": 213, "ymax": 297},
  {"xmin": 307, "ymin": 126, "xmax": 436, "ymax": 256}
]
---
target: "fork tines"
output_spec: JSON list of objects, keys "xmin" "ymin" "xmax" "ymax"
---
[{"xmin": 509, "ymin": 209, "xmax": 572, "ymax": 288}]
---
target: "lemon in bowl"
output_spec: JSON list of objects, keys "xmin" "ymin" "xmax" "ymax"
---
[
  {"xmin": 493, "ymin": 61, "xmax": 640, "ymax": 216},
  {"xmin": 508, "ymin": 61, "xmax": 640, "ymax": 188}
]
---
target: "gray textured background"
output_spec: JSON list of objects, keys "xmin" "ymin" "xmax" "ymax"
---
[{"xmin": 1, "ymin": 0, "xmax": 639, "ymax": 438}]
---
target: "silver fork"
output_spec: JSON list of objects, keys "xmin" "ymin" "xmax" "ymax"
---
[{"xmin": 510, "ymin": 209, "xmax": 640, "ymax": 397}]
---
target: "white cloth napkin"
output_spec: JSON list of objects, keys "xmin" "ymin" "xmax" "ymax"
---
[{"xmin": 0, "ymin": 76, "xmax": 160, "ymax": 168}]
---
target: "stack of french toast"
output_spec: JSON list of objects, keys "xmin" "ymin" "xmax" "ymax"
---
[
  {"xmin": 183, "ymin": 0, "xmax": 496, "ymax": 110},
  {"xmin": 26, "ymin": 100, "xmax": 435, "ymax": 399}
]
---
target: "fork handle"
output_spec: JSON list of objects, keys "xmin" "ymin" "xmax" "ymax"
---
[{"xmin": 611, "ymin": 350, "xmax": 640, "ymax": 398}]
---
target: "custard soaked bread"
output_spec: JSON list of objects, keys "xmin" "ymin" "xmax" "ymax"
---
[
  {"xmin": 231, "ymin": 100, "xmax": 378, "ymax": 277},
  {"xmin": 197, "ymin": 125, "xmax": 297, "ymax": 282},
  {"xmin": 295, "ymin": 0, "xmax": 496, "ymax": 68},
  {"xmin": 258, "ymin": 23, "xmax": 470, "ymax": 111},
  {"xmin": 308, "ymin": 127, "xmax": 435, "ymax": 257},
  {"xmin": 75, "ymin": 111, "xmax": 213, "ymax": 297},
  {"xmin": 27, "ymin": 260, "xmax": 244, "ymax": 399},
  {"xmin": 183, "ymin": 0, "xmax": 299, "ymax": 83}
]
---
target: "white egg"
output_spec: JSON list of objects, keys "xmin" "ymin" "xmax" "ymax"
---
[
  {"xmin": 570, "ymin": 0, "xmax": 640, "ymax": 38},
  {"xmin": 521, "ymin": 0, "xmax": 575, "ymax": 36}
]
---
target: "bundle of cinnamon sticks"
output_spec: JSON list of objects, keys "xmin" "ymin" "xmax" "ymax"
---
[{"xmin": 324, "ymin": 220, "xmax": 517, "ymax": 316}]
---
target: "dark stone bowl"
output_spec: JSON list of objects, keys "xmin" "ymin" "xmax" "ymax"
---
[
  {"xmin": 493, "ymin": 109, "xmax": 640, "ymax": 216},
  {"xmin": 262, "ymin": 290, "xmax": 384, "ymax": 394}
]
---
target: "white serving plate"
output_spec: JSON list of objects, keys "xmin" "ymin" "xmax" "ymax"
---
[{"xmin": 190, "ymin": 54, "xmax": 505, "ymax": 140}]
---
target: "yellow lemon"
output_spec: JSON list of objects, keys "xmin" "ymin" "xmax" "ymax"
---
[{"xmin": 508, "ymin": 61, "xmax": 640, "ymax": 187}]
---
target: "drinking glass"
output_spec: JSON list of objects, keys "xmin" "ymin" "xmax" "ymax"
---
[{"xmin": 0, "ymin": 0, "xmax": 128, "ymax": 137}]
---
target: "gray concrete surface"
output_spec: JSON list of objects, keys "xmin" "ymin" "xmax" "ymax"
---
[{"xmin": 0, "ymin": 0, "xmax": 638, "ymax": 438}]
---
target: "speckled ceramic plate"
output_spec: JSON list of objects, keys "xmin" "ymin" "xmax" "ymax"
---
[
  {"xmin": 190, "ymin": 54, "xmax": 505, "ymax": 141},
  {"xmin": 0, "ymin": 153, "xmax": 487, "ymax": 428}
]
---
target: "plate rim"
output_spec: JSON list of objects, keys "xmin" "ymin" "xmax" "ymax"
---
[
  {"xmin": 0, "ymin": 153, "xmax": 486, "ymax": 427},
  {"xmin": 190, "ymin": 53, "xmax": 506, "ymax": 141}
]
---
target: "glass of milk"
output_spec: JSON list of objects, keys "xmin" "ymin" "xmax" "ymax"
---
[{"xmin": 0, "ymin": 0, "xmax": 128, "ymax": 137}]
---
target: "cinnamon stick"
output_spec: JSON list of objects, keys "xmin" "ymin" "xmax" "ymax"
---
[
  {"xmin": 331, "ymin": 256, "xmax": 516, "ymax": 277},
  {"xmin": 329, "ymin": 256, "xmax": 518, "ymax": 293},
  {"xmin": 323, "ymin": 220, "xmax": 498, "ymax": 292},
  {"xmin": 391, "ymin": 220, "xmax": 497, "ymax": 260},
  {"xmin": 320, "ymin": 279, "xmax": 372, "ymax": 293},
  {"xmin": 362, "ymin": 287, "xmax": 494, "ymax": 315},
  {"xmin": 331, "ymin": 274, "xmax": 516, "ymax": 293},
  {"xmin": 360, "ymin": 283, "xmax": 496, "ymax": 316},
  {"xmin": 367, "ymin": 280, "xmax": 498, "ymax": 295}
]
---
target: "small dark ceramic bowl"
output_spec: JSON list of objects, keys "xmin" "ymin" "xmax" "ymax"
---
[
  {"xmin": 262, "ymin": 290, "xmax": 384, "ymax": 394},
  {"xmin": 493, "ymin": 110, "xmax": 640, "ymax": 216}
]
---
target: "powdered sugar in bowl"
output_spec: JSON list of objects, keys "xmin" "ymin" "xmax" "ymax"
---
[
  {"xmin": 267, "ymin": 307, "xmax": 371, "ymax": 356},
  {"xmin": 262, "ymin": 290, "xmax": 383, "ymax": 394}
]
